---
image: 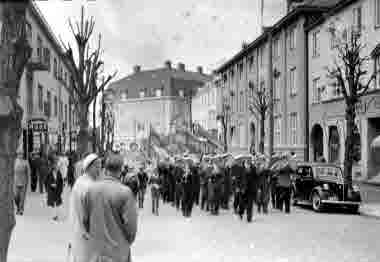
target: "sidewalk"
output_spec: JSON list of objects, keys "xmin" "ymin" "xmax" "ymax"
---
[{"xmin": 360, "ymin": 203, "xmax": 380, "ymax": 219}]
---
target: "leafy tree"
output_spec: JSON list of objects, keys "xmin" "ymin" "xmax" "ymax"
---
[
  {"xmin": 326, "ymin": 26, "xmax": 376, "ymax": 187},
  {"xmin": 0, "ymin": 2, "xmax": 32, "ymax": 260}
]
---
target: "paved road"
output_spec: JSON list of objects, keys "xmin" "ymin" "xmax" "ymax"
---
[{"xmin": 8, "ymin": 187, "xmax": 380, "ymax": 262}]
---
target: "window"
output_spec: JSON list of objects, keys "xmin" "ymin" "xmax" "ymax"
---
[
  {"xmin": 239, "ymin": 63, "xmax": 243, "ymax": 79},
  {"xmin": 342, "ymin": 28, "xmax": 348, "ymax": 43},
  {"xmin": 331, "ymin": 82, "xmax": 341, "ymax": 97},
  {"xmin": 46, "ymin": 90, "xmax": 51, "ymax": 117},
  {"xmin": 313, "ymin": 77, "xmax": 322, "ymax": 103},
  {"xmin": 274, "ymin": 116, "xmax": 281, "ymax": 145},
  {"xmin": 289, "ymin": 27, "xmax": 296, "ymax": 50},
  {"xmin": 179, "ymin": 89, "xmax": 184, "ymax": 97},
  {"xmin": 37, "ymin": 35, "xmax": 42, "ymax": 61},
  {"xmin": 289, "ymin": 113, "xmax": 297, "ymax": 145},
  {"xmin": 59, "ymin": 63, "xmax": 63, "ymax": 80},
  {"xmin": 329, "ymin": 26, "xmax": 337, "ymax": 49},
  {"xmin": 43, "ymin": 48, "xmax": 51, "ymax": 72},
  {"xmin": 59, "ymin": 100, "xmax": 63, "ymax": 120},
  {"xmin": 121, "ymin": 91, "xmax": 128, "ymax": 100},
  {"xmin": 64, "ymin": 72, "xmax": 67, "ymax": 85},
  {"xmin": 64, "ymin": 104, "xmax": 68, "ymax": 125},
  {"xmin": 353, "ymin": 6, "xmax": 362, "ymax": 33},
  {"xmin": 139, "ymin": 90, "xmax": 145, "ymax": 98},
  {"xmin": 53, "ymin": 58, "xmax": 57, "ymax": 78},
  {"xmin": 54, "ymin": 96, "xmax": 58, "ymax": 116},
  {"xmin": 290, "ymin": 67, "xmax": 297, "ymax": 96},
  {"xmin": 273, "ymin": 37, "xmax": 280, "ymax": 59},
  {"xmin": 376, "ymin": 0, "xmax": 380, "ymax": 27},
  {"xmin": 260, "ymin": 46, "xmax": 264, "ymax": 66},
  {"xmin": 25, "ymin": 22, "xmax": 32, "ymax": 41},
  {"xmin": 312, "ymin": 30, "xmax": 320, "ymax": 57},
  {"xmin": 38, "ymin": 84, "xmax": 43, "ymax": 111},
  {"xmin": 155, "ymin": 88, "xmax": 162, "ymax": 97},
  {"xmin": 248, "ymin": 56, "xmax": 254, "ymax": 71}
]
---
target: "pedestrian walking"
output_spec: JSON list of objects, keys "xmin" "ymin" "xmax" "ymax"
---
[
  {"xmin": 174, "ymin": 163, "xmax": 184, "ymax": 211},
  {"xmin": 45, "ymin": 155, "xmax": 64, "ymax": 221},
  {"xmin": 57, "ymin": 152, "xmax": 69, "ymax": 186},
  {"xmin": 67, "ymin": 155, "xmax": 76, "ymax": 189},
  {"xmin": 36, "ymin": 151, "xmax": 49, "ymax": 194},
  {"xmin": 149, "ymin": 171, "xmax": 161, "ymax": 215},
  {"xmin": 199, "ymin": 163, "xmax": 209, "ymax": 211},
  {"xmin": 276, "ymin": 165, "xmax": 293, "ymax": 213},
  {"xmin": 82, "ymin": 153, "xmax": 138, "ymax": 262},
  {"xmin": 69, "ymin": 153, "xmax": 102, "ymax": 261},
  {"xmin": 239, "ymin": 160, "xmax": 258, "ymax": 222},
  {"xmin": 181, "ymin": 163, "xmax": 194, "ymax": 217},
  {"xmin": 137, "ymin": 166, "xmax": 148, "ymax": 208},
  {"xmin": 29, "ymin": 153, "xmax": 38, "ymax": 192},
  {"xmin": 231, "ymin": 161, "xmax": 245, "ymax": 214},
  {"xmin": 14, "ymin": 150, "xmax": 31, "ymax": 215}
]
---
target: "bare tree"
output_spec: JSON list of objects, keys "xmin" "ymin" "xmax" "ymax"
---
[
  {"xmin": 0, "ymin": 2, "xmax": 32, "ymax": 261},
  {"xmin": 104, "ymin": 102, "xmax": 115, "ymax": 151},
  {"xmin": 216, "ymin": 91, "xmax": 234, "ymax": 152},
  {"xmin": 61, "ymin": 6, "xmax": 116, "ymax": 157},
  {"xmin": 326, "ymin": 27, "xmax": 376, "ymax": 187},
  {"xmin": 247, "ymin": 81, "xmax": 271, "ymax": 154}
]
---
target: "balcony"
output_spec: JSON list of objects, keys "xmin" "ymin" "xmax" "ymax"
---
[{"xmin": 27, "ymin": 54, "xmax": 48, "ymax": 72}]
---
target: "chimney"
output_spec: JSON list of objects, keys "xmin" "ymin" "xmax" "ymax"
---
[
  {"xmin": 165, "ymin": 60, "xmax": 172, "ymax": 69},
  {"xmin": 197, "ymin": 66, "xmax": 203, "ymax": 74},
  {"xmin": 133, "ymin": 65, "xmax": 141, "ymax": 73},
  {"xmin": 177, "ymin": 62, "xmax": 185, "ymax": 71}
]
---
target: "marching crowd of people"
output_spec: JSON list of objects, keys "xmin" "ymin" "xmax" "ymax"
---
[{"xmin": 137, "ymin": 153, "xmax": 295, "ymax": 222}]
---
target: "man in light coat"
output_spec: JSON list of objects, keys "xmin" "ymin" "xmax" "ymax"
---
[
  {"xmin": 82, "ymin": 153, "xmax": 138, "ymax": 262},
  {"xmin": 68, "ymin": 153, "xmax": 101, "ymax": 262}
]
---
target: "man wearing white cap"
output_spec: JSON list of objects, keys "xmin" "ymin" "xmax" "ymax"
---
[{"xmin": 68, "ymin": 153, "xmax": 102, "ymax": 262}]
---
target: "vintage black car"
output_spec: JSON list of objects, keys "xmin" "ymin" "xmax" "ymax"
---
[{"xmin": 291, "ymin": 162, "xmax": 361, "ymax": 213}]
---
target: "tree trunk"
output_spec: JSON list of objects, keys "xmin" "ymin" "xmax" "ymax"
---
[
  {"xmin": 0, "ymin": 98, "xmax": 23, "ymax": 262},
  {"xmin": 344, "ymin": 104, "xmax": 355, "ymax": 188},
  {"xmin": 78, "ymin": 103, "xmax": 90, "ymax": 157},
  {"xmin": 100, "ymin": 99, "xmax": 105, "ymax": 154},
  {"xmin": 223, "ymin": 121, "xmax": 228, "ymax": 153},
  {"xmin": 92, "ymin": 97, "xmax": 96, "ymax": 153},
  {"xmin": 259, "ymin": 112, "xmax": 265, "ymax": 154}
]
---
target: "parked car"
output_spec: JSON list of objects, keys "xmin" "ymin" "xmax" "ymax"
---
[{"xmin": 291, "ymin": 162, "xmax": 361, "ymax": 213}]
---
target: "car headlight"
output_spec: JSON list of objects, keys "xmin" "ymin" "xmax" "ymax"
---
[
  {"xmin": 323, "ymin": 183, "xmax": 329, "ymax": 190},
  {"xmin": 352, "ymin": 185, "xmax": 360, "ymax": 192}
]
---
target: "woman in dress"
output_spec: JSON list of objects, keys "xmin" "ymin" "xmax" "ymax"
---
[{"xmin": 45, "ymin": 155, "xmax": 64, "ymax": 221}]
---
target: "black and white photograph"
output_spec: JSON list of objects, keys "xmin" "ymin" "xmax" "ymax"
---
[{"xmin": 0, "ymin": 0, "xmax": 380, "ymax": 261}]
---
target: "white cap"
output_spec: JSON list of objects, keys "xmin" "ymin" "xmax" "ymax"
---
[{"xmin": 82, "ymin": 153, "xmax": 99, "ymax": 171}]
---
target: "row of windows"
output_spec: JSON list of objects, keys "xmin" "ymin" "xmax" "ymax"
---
[
  {"xmin": 32, "ymin": 21, "xmax": 70, "ymax": 87},
  {"xmin": 273, "ymin": 113, "xmax": 298, "ymax": 146},
  {"xmin": 37, "ymin": 84, "xmax": 74, "ymax": 126}
]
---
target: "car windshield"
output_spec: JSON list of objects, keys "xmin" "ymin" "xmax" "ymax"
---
[{"xmin": 314, "ymin": 166, "xmax": 343, "ymax": 181}]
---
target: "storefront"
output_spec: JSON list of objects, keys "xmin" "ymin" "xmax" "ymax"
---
[{"xmin": 310, "ymin": 92, "xmax": 380, "ymax": 181}]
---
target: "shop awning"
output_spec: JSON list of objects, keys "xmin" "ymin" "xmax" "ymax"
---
[{"xmin": 371, "ymin": 135, "xmax": 380, "ymax": 149}]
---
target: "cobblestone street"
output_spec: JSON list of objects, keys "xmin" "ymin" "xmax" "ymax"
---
[{"xmin": 8, "ymin": 187, "xmax": 380, "ymax": 262}]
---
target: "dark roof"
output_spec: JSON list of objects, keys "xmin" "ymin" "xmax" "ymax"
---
[
  {"xmin": 215, "ymin": 1, "xmax": 344, "ymax": 73},
  {"xmin": 107, "ymin": 67, "xmax": 212, "ymax": 96}
]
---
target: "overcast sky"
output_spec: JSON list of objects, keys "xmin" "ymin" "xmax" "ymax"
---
[{"xmin": 35, "ymin": 0, "xmax": 285, "ymax": 81}]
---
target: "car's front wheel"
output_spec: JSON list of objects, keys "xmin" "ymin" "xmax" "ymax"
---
[{"xmin": 312, "ymin": 192, "xmax": 323, "ymax": 212}]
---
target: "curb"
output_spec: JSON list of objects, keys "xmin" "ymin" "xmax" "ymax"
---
[{"xmin": 360, "ymin": 207, "xmax": 380, "ymax": 219}]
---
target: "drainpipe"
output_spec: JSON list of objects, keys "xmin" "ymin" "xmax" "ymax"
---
[
  {"xmin": 268, "ymin": 30, "xmax": 274, "ymax": 159},
  {"xmin": 305, "ymin": 24, "xmax": 310, "ymax": 161}
]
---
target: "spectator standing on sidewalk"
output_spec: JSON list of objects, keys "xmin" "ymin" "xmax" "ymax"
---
[
  {"xmin": 14, "ymin": 150, "xmax": 31, "ymax": 215},
  {"xmin": 45, "ymin": 155, "xmax": 64, "ymax": 221},
  {"xmin": 83, "ymin": 153, "xmax": 138, "ymax": 262},
  {"xmin": 36, "ymin": 151, "xmax": 49, "ymax": 194},
  {"xmin": 58, "ymin": 152, "xmax": 69, "ymax": 186},
  {"xmin": 29, "ymin": 153, "xmax": 38, "ymax": 192},
  {"xmin": 137, "ymin": 166, "xmax": 148, "ymax": 208},
  {"xmin": 69, "ymin": 153, "xmax": 102, "ymax": 262},
  {"xmin": 149, "ymin": 170, "xmax": 161, "ymax": 215}
]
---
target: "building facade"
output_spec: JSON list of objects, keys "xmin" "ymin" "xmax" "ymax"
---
[
  {"xmin": 215, "ymin": 0, "xmax": 339, "ymax": 158},
  {"xmin": 9, "ymin": 2, "xmax": 79, "ymax": 156},
  {"xmin": 191, "ymin": 78, "xmax": 218, "ymax": 136},
  {"xmin": 307, "ymin": 0, "xmax": 380, "ymax": 180},
  {"xmin": 105, "ymin": 61, "xmax": 211, "ymax": 151}
]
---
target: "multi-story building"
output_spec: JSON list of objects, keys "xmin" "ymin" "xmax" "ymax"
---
[
  {"xmin": 307, "ymin": 0, "xmax": 380, "ymax": 181},
  {"xmin": 10, "ymin": 2, "xmax": 79, "ymax": 156},
  {"xmin": 191, "ymin": 78, "xmax": 218, "ymax": 137},
  {"xmin": 215, "ymin": 0, "xmax": 340, "ymax": 159},
  {"xmin": 105, "ymin": 61, "xmax": 211, "ymax": 151}
]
